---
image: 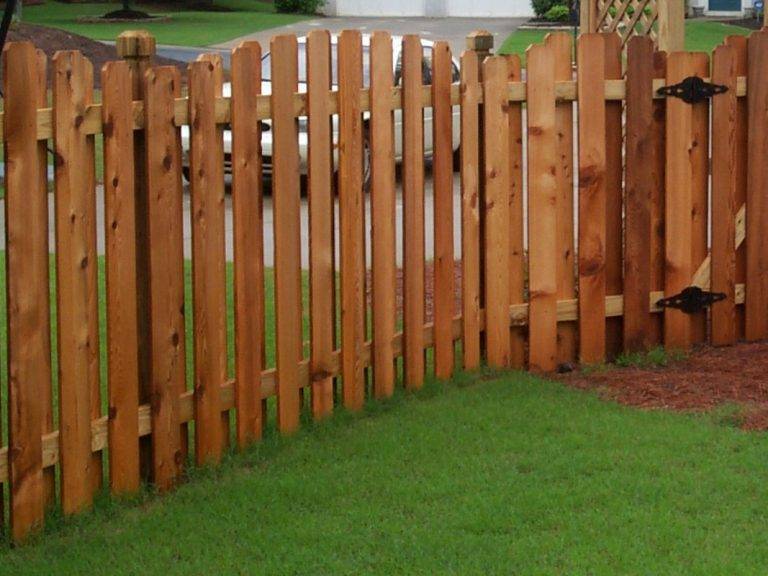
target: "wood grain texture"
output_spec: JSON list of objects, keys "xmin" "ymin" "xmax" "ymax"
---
[
  {"xmin": 577, "ymin": 34, "xmax": 607, "ymax": 365},
  {"xmin": 189, "ymin": 55, "xmax": 227, "ymax": 464},
  {"xmin": 664, "ymin": 52, "xmax": 709, "ymax": 350},
  {"xmin": 338, "ymin": 30, "xmax": 366, "ymax": 408},
  {"xmin": 546, "ymin": 32, "xmax": 576, "ymax": 367},
  {"xmin": 602, "ymin": 33, "xmax": 623, "ymax": 359},
  {"xmin": 624, "ymin": 37, "xmax": 655, "ymax": 352},
  {"xmin": 370, "ymin": 31, "xmax": 397, "ymax": 396},
  {"xmin": 506, "ymin": 54, "xmax": 526, "ymax": 369},
  {"xmin": 306, "ymin": 31, "xmax": 337, "ymax": 414},
  {"xmin": 53, "ymin": 50, "xmax": 102, "ymax": 514},
  {"xmin": 271, "ymin": 35, "xmax": 304, "ymax": 430},
  {"xmin": 746, "ymin": 31, "xmax": 768, "ymax": 340},
  {"xmin": 725, "ymin": 35, "xmax": 748, "ymax": 340},
  {"xmin": 649, "ymin": 50, "xmax": 668, "ymax": 348},
  {"xmin": 144, "ymin": 66, "xmax": 186, "ymax": 490},
  {"xmin": 102, "ymin": 61, "xmax": 141, "ymax": 494},
  {"xmin": 711, "ymin": 44, "xmax": 739, "ymax": 346},
  {"xmin": 402, "ymin": 35, "xmax": 426, "ymax": 387},
  {"xmin": 3, "ymin": 41, "xmax": 49, "ymax": 541},
  {"xmin": 432, "ymin": 41, "xmax": 455, "ymax": 378},
  {"xmin": 482, "ymin": 56, "xmax": 511, "ymax": 368},
  {"xmin": 460, "ymin": 50, "xmax": 481, "ymax": 370},
  {"xmin": 231, "ymin": 41, "xmax": 265, "ymax": 446},
  {"xmin": 690, "ymin": 53, "xmax": 710, "ymax": 346},
  {"xmin": 526, "ymin": 42, "xmax": 559, "ymax": 372},
  {"xmin": 34, "ymin": 50, "xmax": 56, "ymax": 511}
]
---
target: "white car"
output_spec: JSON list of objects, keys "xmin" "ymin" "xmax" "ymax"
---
[{"xmin": 181, "ymin": 34, "xmax": 462, "ymax": 190}]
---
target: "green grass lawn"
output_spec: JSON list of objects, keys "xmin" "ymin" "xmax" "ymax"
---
[
  {"xmin": 23, "ymin": 0, "xmax": 309, "ymax": 47},
  {"xmin": 499, "ymin": 20, "xmax": 752, "ymax": 60},
  {"xmin": 2, "ymin": 369, "xmax": 767, "ymax": 573}
]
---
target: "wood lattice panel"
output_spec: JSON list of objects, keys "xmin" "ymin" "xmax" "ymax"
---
[{"xmin": 595, "ymin": 0, "xmax": 659, "ymax": 46}]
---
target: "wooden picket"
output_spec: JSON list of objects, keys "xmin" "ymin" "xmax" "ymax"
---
[
  {"xmin": 603, "ymin": 33, "xmax": 624, "ymax": 360},
  {"xmin": 102, "ymin": 61, "xmax": 141, "ymax": 494},
  {"xmin": 746, "ymin": 31, "xmax": 768, "ymax": 340},
  {"xmin": 460, "ymin": 51, "xmax": 481, "ymax": 370},
  {"xmin": 548, "ymin": 33, "xmax": 576, "ymax": 368},
  {"xmin": 189, "ymin": 55, "xmax": 227, "ymax": 464},
  {"xmin": 231, "ymin": 41, "xmax": 265, "ymax": 445},
  {"xmin": 664, "ymin": 52, "xmax": 709, "ymax": 350},
  {"xmin": 526, "ymin": 42, "xmax": 558, "ymax": 372},
  {"xmin": 725, "ymin": 35, "xmax": 748, "ymax": 341},
  {"xmin": 1, "ymin": 27, "xmax": 767, "ymax": 541},
  {"xmin": 370, "ymin": 31, "xmax": 397, "ymax": 396},
  {"xmin": 432, "ymin": 41, "xmax": 455, "ymax": 379},
  {"xmin": 338, "ymin": 30, "xmax": 367, "ymax": 409},
  {"xmin": 482, "ymin": 56, "xmax": 511, "ymax": 368},
  {"xmin": 53, "ymin": 50, "xmax": 102, "ymax": 514},
  {"xmin": 624, "ymin": 36, "xmax": 656, "ymax": 352},
  {"xmin": 307, "ymin": 30, "xmax": 337, "ymax": 412},
  {"xmin": 402, "ymin": 34, "xmax": 426, "ymax": 388},
  {"xmin": 711, "ymin": 44, "xmax": 739, "ymax": 346},
  {"xmin": 506, "ymin": 54, "xmax": 526, "ymax": 370},
  {"xmin": 577, "ymin": 34, "xmax": 607, "ymax": 365},
  {"xmin": 3, "ymin": 41, "xmax": 49, "ymax": 541},
  {"xmin": 649, "ymin": 50, "xmax": 668, "ymax": 348},
  {"xmin": 271, "ymin": 35, "xmax": 303, "ymax": 430},
  {"xmin": 144, "ymin": 66, "xmax": 186, "ymax": 490}
]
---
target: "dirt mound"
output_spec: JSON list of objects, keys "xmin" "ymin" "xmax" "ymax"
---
[
  {"xmin": 5, "ymin": 23, "xmax": 185, "ymax": 88},
  {"xmin": 559, "ymin": 342, "xmax": 768, "ymax": 431}
]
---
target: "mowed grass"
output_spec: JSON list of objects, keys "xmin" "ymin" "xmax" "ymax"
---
[
  {"xmin": 1, "ymin": 369, "xmax": 768, "ymax": 573},
  {"xmin": 24, "ymin": 0, "xmax": 309, "ymax": 47},
  {"xmin": 498, "ymin": 20, "xmax": 752, "ymax": 60}
]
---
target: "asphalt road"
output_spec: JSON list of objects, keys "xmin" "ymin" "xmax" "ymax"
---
[{"xmin": 149, "ymin": 16, "xmax": 525, "ymax": 65}]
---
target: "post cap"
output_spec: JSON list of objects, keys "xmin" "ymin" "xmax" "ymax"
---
[
  {"xmin": 466, "ymin": 30, "xmax": 494, "ymax": 52},
  {"xmin": 116, "ymin": 30, "xmax": 156, "ymax": 59}
]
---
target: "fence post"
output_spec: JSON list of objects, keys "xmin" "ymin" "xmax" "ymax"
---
[
  {"xmin": 466, "ymin": 30, "xmax": 493, "ymax": 61},
  {"xmin": 116, "ymin": 30, "xmax": 155, "ymax": 481},
  {"xmin": 465, "ymin": 30, "xmax": 493, "ymax": 360},
  {"xmin": 580, "ymin": 0, "xmax": 597, "ymax": 33},
  {"xmin": 658, "ymin": 0, "xmax": 685, "ymax": 53}
]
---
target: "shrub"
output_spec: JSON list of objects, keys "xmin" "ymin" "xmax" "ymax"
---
[
  {"xmin": 275, "ymin": 0, "xmax": 324, "ymax": 14},
  {"xmin": 544, "ymin": 4, "xmax": 570, "ymax": 21},
  {"xmin": 531, "ymin": 0, "xmax": 567, "ymax": 18}
]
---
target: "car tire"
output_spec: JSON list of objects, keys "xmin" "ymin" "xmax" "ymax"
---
[{"xmin": 182, "ymin": 166, "xmax": 191, "ymax": 182}]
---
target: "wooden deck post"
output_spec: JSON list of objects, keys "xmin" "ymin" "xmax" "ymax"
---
[
  {"xmin": 116, "ymin": 30, "xmax": 156, "ymax": 481},
  {"xmin": 465, "ymin": 30, "xmax": 493, "ymax": 362},
  {"xmin": 580, "ymin": 0, "xmax": 597, "ymax": 33},
  {"xmin": 658, "ymin": 0, "xmax": 685, "ymax": 52}
]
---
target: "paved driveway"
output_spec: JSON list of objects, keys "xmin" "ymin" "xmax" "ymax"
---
[{"xmin": 212, "ymin": 16, "xmax": 524, "ymax": 56}]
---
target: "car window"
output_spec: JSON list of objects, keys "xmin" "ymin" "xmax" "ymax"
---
[
  {"xmin": 261, "ymin": 43, "xmax": 371, "ymax": 87},
  {"xmin": 394, "ymin": 46, "xmax": 433, "ymax": 86}
]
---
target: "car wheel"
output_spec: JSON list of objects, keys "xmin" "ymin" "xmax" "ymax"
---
[
  {"xmin": 453, "ymin": 145, "xmax": 461, "ymax": 171},
  {"xmin": 182, "ymin": 166, "xmax": 191, "ymax": 182}
]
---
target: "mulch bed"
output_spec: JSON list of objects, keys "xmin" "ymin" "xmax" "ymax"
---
[
  {"xmin": 558, "ymin": 342, "xmax": 768, "ymax": 431},
  {"xmin": 5, "ymin": 23, "xmax": 185, "ymax": 89}
]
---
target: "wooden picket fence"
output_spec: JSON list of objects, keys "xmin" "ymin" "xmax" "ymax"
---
[{"xmin": 1, "ymin": 27, "xmax": 768, "ymax": 542}]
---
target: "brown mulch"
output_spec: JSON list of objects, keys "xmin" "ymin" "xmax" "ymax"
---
[
  {"xmin": 365, "ymin": 260, "xmax": 463, "ymax": 323},
  {"xmin": 558, "ymin": 341, "xmax": 768, "ymax": 431},
  {"xmin": 5, "ymin": 23, "xmax": 185, "ymax": 89}
]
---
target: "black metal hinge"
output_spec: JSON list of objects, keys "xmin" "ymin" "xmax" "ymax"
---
[
  {"xmin": 656, "ymin": 286, "xmax": 726, "ymax": 315},
  {"xmin": 657, "ymin": 76, "xmax": 728, "ymax": 104}
]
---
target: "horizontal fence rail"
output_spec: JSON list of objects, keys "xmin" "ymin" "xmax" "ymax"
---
[{"xmin": 1, "ymin": 26, "xmax": 767, "ymax": 541}]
